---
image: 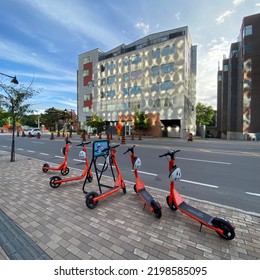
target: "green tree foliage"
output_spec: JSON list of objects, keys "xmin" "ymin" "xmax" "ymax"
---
[
  {"xmin": 20, "ymin": 114, "xmax": 39, "ymax": 127},
  {"xmin": 86, "ymin": 112, "xmax": 105, "ymax": 133},
  {"xmin": 0, "ymin": 81, "xmax": 40, "ymax": 162},
  {"xmin": 134, "ymin": 109, "xmax": 150, "ymax": 131},
  {"xmin": 196, "ymin": 102, "xmax": 215, "ymax": 126},
  {"xmin": 0, "ymin": 108, "xmax": 9, "ymax": 127},
  {"xmin": 40, "ymin": 107, "xmax": 69, "ymax": 131}
]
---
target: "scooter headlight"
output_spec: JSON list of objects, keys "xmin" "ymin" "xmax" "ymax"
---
[
  {"xmin": 133, "ymin": 157, "xmax": 142, "ymax": 170},
  {"xmin": 169, "ymin": 165, "xmax": 181, "ymax": 181},
  {"xmin": 79, "ymin": 150, "xmax": 86, "ymax": 159}
]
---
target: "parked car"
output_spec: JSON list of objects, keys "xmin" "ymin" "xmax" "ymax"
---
[{"xmin": 23, "ymin": 128, "xmax": 41, "ymax": 136}]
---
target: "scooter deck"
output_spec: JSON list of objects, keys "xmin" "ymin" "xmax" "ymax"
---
[
  {"xmin": 138, "ymin": 188, "xmax": 153, "ymax": 204},
  {"xmin": 178, "ymin": 201, "xmax": 213, "ymax": 224}
]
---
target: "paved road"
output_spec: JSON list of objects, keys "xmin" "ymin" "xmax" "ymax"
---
[{"xmin": 1, "ymin": 133, "xmax": 260, "ymax": 215}]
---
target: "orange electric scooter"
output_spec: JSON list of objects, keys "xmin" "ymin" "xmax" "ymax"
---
[
  {"xmin": 159, "ymin": 149, "xmax": 235, "ymax": 240},
  {"xmin": 85, "ymin": 144, "xmax": 126, "ymax": 209},
  {"xmin": 49, "ymin": 141, "xmax": 93, "ymax": 188},
  {"xmin": 124, "ymin": 145, "xmax": 162, "ymax": 219},
  {"xmin": 42, "ymin": 139, "xmax": 72, "ymax": 175}
]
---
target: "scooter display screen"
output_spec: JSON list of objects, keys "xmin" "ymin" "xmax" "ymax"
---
[{"xmin": 93, "ymin": 140, "xmax": 109, "ymax": 157}]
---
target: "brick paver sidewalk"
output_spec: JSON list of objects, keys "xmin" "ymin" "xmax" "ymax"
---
[{"xmin": 0, "ymin": 150, "xmax": 259, "ymax": 260}]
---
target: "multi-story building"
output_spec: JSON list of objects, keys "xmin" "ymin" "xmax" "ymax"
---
[
  {"xmin": 217, "ymin": 13, "xmax": 260, "ymax": 140},
  {"xmin": 78, "ymin": 26, "xmax": 197, "ymax": 138}
]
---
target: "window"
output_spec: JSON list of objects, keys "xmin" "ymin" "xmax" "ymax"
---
[
  {"xmin": 151, "ymin": 83, "xmax": 159, "ymax": 92},
  {"xmin": 123, "ymin": 88, "xmax": 130, "ymax": 96},
  {"xmin": 131, "ymin": 86, "xmax": 142, "ymax": 95},
  {"xmin": 84, "ymin": 94, "xmax": 91, "ymax": 101},
  {"xmin": 83, "ymin": 56, "xmax": 90, "ymax": 64},
  {"xmin": 244, "ymin": 42, "xmax": 253, "ymax": 54},
  {"xmin": 107, "ymin": 90, "xmax": 115, "ymax": 98},
  {"xmin": 152, "ymin": 49, "xmax": 160, "ymax": 58},
  {"xmin": 83, "ymin": 70, "xmax": 89, "ymax": 76},
  {"xmin": 107, "ymin": 76, "xmax": 115, "ymax": 84},
  {"xmin": 131, "ymin": 54, "xmax": 142, "ymax": 64},
  {"xmin": 123, "ymin": 103, "xmax": 129, "ymax": 110},
  {"xmin": 161, "ymin": 63, "xmax": 174, "ymax": 74},
  {"xmin": 244, "ymin": 25, "xmax": 252, "ymax": 36},
  {"xmin": 151, "ymin": 66, "xmax": 159, "ymax": 76},
  {"xmin": 162, "ymin": 45, "xmax": 174, "ymax": 56},
  {"xmin": 223, "ymin": 64, "xmax": 228, "ymax": 72},
  {"xmin": 218, "ymin": 75, "xmax": 222, "ymax": 81},
  {"xmin": 131, "ymin": 70, "xmax": 142, "ymax": 80},
  {"xmin": 161, "ymin": 80, "xmax": 174, "ymax": 91},
  {"xmin": 123, "ymin": 58, "xmax": 129, "ymax": 66},
  {"xmin": 123, "ymin": 72, "xmax": 130, "ymax": 82},
  {"xmin": 107, "ymin": 62, "xmax": 115, "ymax": 71}
]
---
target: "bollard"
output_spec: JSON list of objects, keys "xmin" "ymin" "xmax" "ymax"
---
[
  {"xmin": 50, "ymin": 132, "xmax": 54, "ymax": 140},
  {"xmin": 88, "ymin": 133, "xmax": 91, "ymax": 139},
  {"xmin": 188, "ymin": 133, "xmax": 193, "ymax": 142},
  {"xmin": 37, "ymin": 132, "xmax": 41, "ymax": 139},
  {"xmin": 121, "ymin": 135, "xmax": 126, "ymax": 145},
  {"xmin": 131, "ymin": 132, "xmax": 134, "ymax": 140},
  {"xmin": 28, "ymin": 132, "xmax": 32, "ymax": 138},
  {"xmin": 57, "ymin": 131, "xmax": 60, "ymax": 137},
  {"xmin": 22, "ymin": 131, "xmax": 25, "ymax": 137},
  {"xmin": 98, "ymin": 133, "xmax": 102, "ymax": 139}
]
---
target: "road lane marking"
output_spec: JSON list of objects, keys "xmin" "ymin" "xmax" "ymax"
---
[
  {"xmin": 54, "ymin": 155, "xmax": 64, "ymax": 159},
  {"xmin": 246, "ymin": 192, "xmax": 260, "ymax": 197},
  {"xmin": 17, "ymin": 148, "xmax": 24, "ymax": 151},
  {"xmin": 39, "ymin": 153, "xmax": 49, "ymax": 156},
  {"xmin": 177, "ymin": 157, "xmax": 231, "ymax": 165},
  {"xmin": 180, "ymin": 179, "xmax": 219, "ymax": 189},
  {"xmin": 134, "ymin": 170, "xmax": 158, "ymax": 176},
  {"xmin": 27, "ymin": 150, "xmax": 35, "ymax": 153}
]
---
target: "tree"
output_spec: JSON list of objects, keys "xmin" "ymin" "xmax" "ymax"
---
[
  {"xmin": 134, "ymin": 109, "xmax": 150, "ymax": 139},
  {"xmin": 86, "ymin": 112, "xmax": 105, "ymax": 134},
  {"xmin": 40, "ymin": 107, "xmax": 67, "ymax": 131},
  {"xmin": 196, "ymin": 102, "xmax": 215, "ymax": 126},
  {"xmin": 0, "ymin": 81, "xmax": 40, "ymax": 162}
]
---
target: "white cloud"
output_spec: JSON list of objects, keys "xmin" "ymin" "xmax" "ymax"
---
[
  {"xmin": 135, "ymin": 20, "xmax": 150, "ymax": 35},
  {"xmin": 233, "ymin": 0, "xmax": 245, "ymax": 6},
  {"xmin": 216, "ymin": 10, "xmax": 234, "ymax": 24},
  {"xmin": 175, "ymin": 12, "xmax": 181, "ymax": 20}
]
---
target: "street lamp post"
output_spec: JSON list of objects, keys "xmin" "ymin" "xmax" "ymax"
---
[{"xmin": 0, "ymin": 72, "xmax": 19, "ymax": 84}]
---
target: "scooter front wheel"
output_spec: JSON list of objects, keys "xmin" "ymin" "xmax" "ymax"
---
[
  {"xmin": 85, "ymin": 191, "xmax": 99, "ymax": 209},
  {"xmin": 212, "ymin": 217, "xmax": 235, "ymax": 240},
  {"xmin": 42, "ymin": 163, "xmax": 49, "ymax": 173},
  {"xmin": 49, "ymin": 176, "xmax": 61, "ymax": 188},
  {"xmin": 61, "ymin": 167, "xmax": 69, "ymax": 176},
  {"xmin": 166, "ymin": 195, "xmax": 178, "ymax": 211}
]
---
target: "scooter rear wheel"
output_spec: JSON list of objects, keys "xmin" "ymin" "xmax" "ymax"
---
[
  {"xmin": 42, "ymin": 163, "xmax": 49, "ymax": 173},
  {"xmin": 212, "ymin": 217, "xmax": 235, "ymax": 240},
  {"xmin": 61, "ymin": 167, "xmax": 69, "ymax": 176},
  {"xmin": 85, "ymin": 191, "xmax": 99, "ymax": 209},
  {"xmin": 166, "ymin": 195, "xmax": 178, "ymax": 211},
  {"xmin": 151, "ymin": 199, "xmax": 162, "ymax": 219},
  {"xmin": 49, "ymin": 176, "xmax": 61, "ymax": 188},
  {"xmin": 133, "ymin": 184, "xmax": 137, "ymax": 193},
  {"xmin": 87, "ymin": 175, "xmax": 93, "ymax": 182}
]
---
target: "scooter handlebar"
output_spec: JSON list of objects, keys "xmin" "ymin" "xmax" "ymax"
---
[
  {"xmin": 65, "ymin": 139, "xmax": 72, "ymax": 144},
  {"xmin": 77, "ymin": 141, "xmax": 91, "ymax": 147},
  {"xmin": 123, "ymin": 145, "xmax": 135, "ymax": 154},
  {"xmin": 159, "ymin": 149, "xmax": 180, "ymax": 158},
  {"xmin": 102, "ymin": 144, "xmax": 120, "ymax": 152}
]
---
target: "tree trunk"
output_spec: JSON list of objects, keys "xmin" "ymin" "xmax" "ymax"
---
[{"xmin": 10, "ymin": 116, "xmax": 15, "ymax": 162}]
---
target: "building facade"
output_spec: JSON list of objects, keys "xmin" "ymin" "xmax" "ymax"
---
[
  {"xmin": 217, "ymin": 13, "xmax": 260, "ymax": 140},
  {"xmin": 78, "ymin": 26, "xmax": 197, "ymax": 138}
]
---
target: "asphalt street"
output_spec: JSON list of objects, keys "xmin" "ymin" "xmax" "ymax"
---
[{"xmin": 1, "ymin": 133, "xmax": 260, "ymax": 215}]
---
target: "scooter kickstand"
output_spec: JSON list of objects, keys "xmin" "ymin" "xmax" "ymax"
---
[
  {"xmin": 199, "ymin": 223, "xmax": 203, "ymax": 232},
  {"xmin": 143, "ymin": 203, "xmax": 146, "ymax": 211}
]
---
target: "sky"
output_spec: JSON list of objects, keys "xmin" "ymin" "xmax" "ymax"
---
[{"xmin": 0, "ymin": 0, "xmax": 259, "ymax": 114}]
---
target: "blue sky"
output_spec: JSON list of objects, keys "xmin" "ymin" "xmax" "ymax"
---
[{"xmin": 0, "ymin": 0, "xmax": 259, "ymax": 113}]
